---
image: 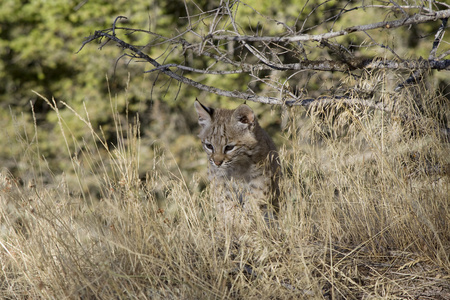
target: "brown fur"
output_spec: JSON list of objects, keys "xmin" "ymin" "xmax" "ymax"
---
[{"xmin": 194, "ymin": 100, "xmax": 281, "ymax": 222}]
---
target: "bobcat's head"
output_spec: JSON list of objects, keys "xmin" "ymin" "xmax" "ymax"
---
[{"xmin": 194, "ymin": 100, "xmax": 258, "ymax": 170}]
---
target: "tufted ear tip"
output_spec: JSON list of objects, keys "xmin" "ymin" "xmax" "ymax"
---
[{"xmin": 195, "ymin": 100, "xmax": 214, "ymax": 127}]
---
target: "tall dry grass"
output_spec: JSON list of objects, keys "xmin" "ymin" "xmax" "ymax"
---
[{"xmin": 1, "ymin": 78, "xmax": 449, "ymax": 299}]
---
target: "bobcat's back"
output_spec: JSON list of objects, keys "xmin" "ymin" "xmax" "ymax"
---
[{"xmin": 194, "ymin": 101, "xmax": 280, "ymax": 215}]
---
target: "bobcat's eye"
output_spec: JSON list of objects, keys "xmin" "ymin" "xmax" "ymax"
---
[
  {"xmin": 204, "ymin": 143, "xmax": 214, "ymax": 151},
  {"xmin": 224, "ymin": 145, "xmax": 235, "ymax": 153}
]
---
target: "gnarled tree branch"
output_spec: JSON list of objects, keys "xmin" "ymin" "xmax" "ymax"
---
[{"xmin": 78, "ymin": 2, "xmax": 449, "ymax": 111}]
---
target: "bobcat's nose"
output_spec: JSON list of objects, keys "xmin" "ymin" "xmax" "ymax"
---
[
  {"xmin": 212, "ymin": 154, "xmax": 225, "ymax": 167},
  {"xmin": 213, "ymin": 159, "xmax": 224, "ymax": 166}
]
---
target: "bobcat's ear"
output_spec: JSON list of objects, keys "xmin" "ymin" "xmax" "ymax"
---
[
  {"xmin": 233, "ymin": 104, "xmax": 255, "ymax": 130},
  {"xmin": 194, "ymin": 100, "xmax": 214, "ymax": 128}
]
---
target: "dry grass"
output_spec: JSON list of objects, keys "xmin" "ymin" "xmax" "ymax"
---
[{"xmin": 1, "ymin": 80, "xmax": 449, "ymax": 299}]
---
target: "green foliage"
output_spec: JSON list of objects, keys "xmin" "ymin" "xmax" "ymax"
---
[{"xmin": 0, "ymin": 0, "xmax": 168, "ymax": 173}]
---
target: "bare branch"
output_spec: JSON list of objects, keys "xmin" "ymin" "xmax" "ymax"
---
[
  {"xmin": 146, "ymin": 58, "xmax": 450, "ymax": 75},
  {"xmin": 80, "ymin": 30, "xmax": 394, "ymax": 110},
  {"xmin": 144, "ymin": 64, "xmax": 245, "ymax": 75},
  {"xmin": 210, "ymin": 9, "xmax": 450, "ymax": 43},
  {"xmin": 396, "ymin": 17, "xmax": 448, "ymax": 91},
  {"xmin": 438, "ymin": 49, "xmax": 450, "ymax": 60},
  {"xmin": 112, "ymin": 16, "xmax": 127, "ymax": 36},
  {"xmin": 79, "ymin": 3, "xmax": 450, "ymax": 113},
  {"xmin": 429, "ymin": 18, "xmax": 448, "ymax": 60},
  {"xmin": 81, "ymin": 31, "xmax": 282, "ymax": 104}
]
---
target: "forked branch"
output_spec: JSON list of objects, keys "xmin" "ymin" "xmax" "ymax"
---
[{"xmin": 78, "ymin": 3, "xmax": 450, "ymax": 110}]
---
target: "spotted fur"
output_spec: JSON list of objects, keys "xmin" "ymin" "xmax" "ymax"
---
[{"xmin": 194, "ymin": 100, "xmax": 281, "ymax": 222}]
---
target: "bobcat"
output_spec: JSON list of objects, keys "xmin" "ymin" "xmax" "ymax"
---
[{"xmin": 194, "ymin": 100, "xmax": 281, "ymax": 224}]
